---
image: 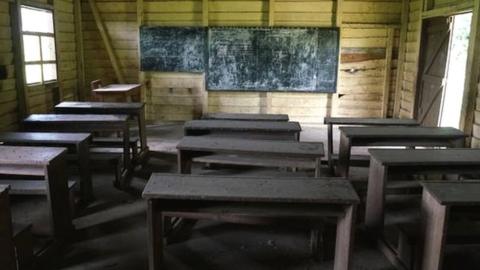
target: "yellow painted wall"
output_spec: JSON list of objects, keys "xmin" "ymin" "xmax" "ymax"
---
[
  {"xmin": 0, "ymin": 0, "xmax": 18, "ymax": 131},
  {"xmin": 80, "ymin": 0, "xmax": 403, "ymax": 123},
  {"xmin": 0, "ymin": 0, "xmax": 78, "ymax": 127}
]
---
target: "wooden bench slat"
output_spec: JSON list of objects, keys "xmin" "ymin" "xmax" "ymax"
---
[
  {"xmin": 0, "ymin": 180, "xmax": 77, "ymax": 195},
  {"xmin": 0, "ymin": 132, "xmax": 91, "ymax": 144},
  {"xmin": 202, "ymin": 113, "xmax": 289, "ymax": 122},
  {"xmin": 0, "ymin": 146, "xmax": 66, "ymax": 166},
  {"xmin": 193, "ymin": 154, "xmax": 317, "ymax": 169},
  {"xmin": 324, "ymin": 117, "xmax": 419, "ymax": 126}
]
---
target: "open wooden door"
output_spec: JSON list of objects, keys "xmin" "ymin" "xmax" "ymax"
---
[{"xmin": 415, "ymin": 17, "xmax": 451, "ymax": 127}]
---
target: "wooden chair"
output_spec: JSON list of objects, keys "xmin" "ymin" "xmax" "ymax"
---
[{"xmin": 90, "ymin": 79, "xmax": 103, "ymax": 101}]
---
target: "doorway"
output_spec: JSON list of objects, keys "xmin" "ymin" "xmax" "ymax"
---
[{"xmin": 415, "ymin": 13, "xmax": 472, "ymax": 127}]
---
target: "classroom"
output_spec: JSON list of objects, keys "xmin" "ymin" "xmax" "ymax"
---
[{"xmin": 1, "ymin": 0, "xmax": 480, "ymax": 269}]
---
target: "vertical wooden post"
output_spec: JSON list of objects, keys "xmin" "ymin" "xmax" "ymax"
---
[
  {"xmin": 393, "ymin": 0, "xmax": 409, "ymax": 117},
  {"xmin": 460, "ymin": 0, "xmax": 480, "ymax": 144},
  {"xmin": 74, "ymin": 0, "xmax": 86, "ymax": 101},
  {"xmin": 202, "ymin": 0, "xmax": 209, "ymax": 27},
  {"xmin": 10, "ymin": 0, "xmax": 28, "ymax": 119},
  {"xmin": 87, "ymin": 0, "xmax": 125, "ymax": 83},
  {"xmin": 269, "ymin": 0, "xmax": 275, "ymax": 27},
  {"xmin": 335, "ymin": 0, "xmax": 343, "ymax": 27},
  {"xmin": 202, "ymin": 0, "xmax": 209, "ymax": 116},
  {"xmin": 410, "ymin": 0, "xmax": 425, "ymax": 118},
  {"xmin": 137, "ymin": 0, "xmax": 145, "ymax": 104},
  {"xmin": 332, "ymin": 0, "xmax": 343, "ymax": 117},
  {"xmin": 382, "ymin": 28, "xmax": 395, "ymax": 117}
]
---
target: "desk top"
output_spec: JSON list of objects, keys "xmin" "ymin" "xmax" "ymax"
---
[
  {"xmin": 177, "ymin": 136, "xmax": 324, "ymax": 157},
  {"xmin": 340, "ymin": 126, "xmax": 465, "ymax": 139},
  {"xmin": 0, "ymin": 132, "xmax": 91, "ymax": 144},
  {"xmin": 184, "ymin": 120, "xmax": 301, "ymax": 132},
  {"xmin": 202, "ymin": 113, "xmax": 289, "ymax": 122},
  {"xmin": 56, "ymin": 101, "xmax": 144, "ymax": 110},
  {"xmin": 24, "ymin": 114, "xmax": 129, "ymax": 123},
  {"xmin": 143, "ymin": 174, "xmax": 359, "ymax": 204},
  {"xmin": 0, "ymin": 146, "xmax": 66, "ymax": 165},
  {"xmin": 369, "ymin": 149, "xmax": 480, "ymax": 166},
  {"xmin": 93, "ymin": 84, "xmax": 141, "ymax": 92},
  {"xmin": 324, "ymin": 117, "xmax": 419, "ymax": 126},
  {"xmin": 422, "ymin": 181, "xmax": 480, "ymax": 206}
]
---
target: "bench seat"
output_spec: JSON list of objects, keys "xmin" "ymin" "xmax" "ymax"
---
[
  {"xmin": 193, "ymin": 154, "xmax": 317, "ymax": 169},
  {"xmin": 0, "ymin": 180, "xmax": 77, "ymax": 195}
]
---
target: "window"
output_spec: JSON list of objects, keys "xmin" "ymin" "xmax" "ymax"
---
[{"xmin": 20, "ymin": 6, "xmax": 57, "ymax": 85}]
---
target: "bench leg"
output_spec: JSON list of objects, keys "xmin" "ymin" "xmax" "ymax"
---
[
  {"xmin": 334, "ymin": 205, "xmax": 356, "ymax": 270},
  {"xmin": 365, "ymin": 159, "xmax": 387, "ymax": 231},
  {"xmin": 336, "ymin": 134, "xmax": 351, "ymax": 178},
  {"xmin": 46, "ymin": 156, "xmax": 74, "ymax": 242},
  {"xmin": 310, "ymin": 226, "xmax": 325, "ymax": 261},
  {"xmin": 421, "ymin": 190, "xmax": 449, "ymax": 270},
  {"xmin": 148, "ymin": 200, "xmax": 164, "ymax": 270},
  {"xmin": 327, "ymin": 123, "xmax": 334, "ymax": 174},
  {"xmin": 77, "ymin": 141, "xmax": 94, "ymax": 204},
  {"xmin": 177, "ymin": 150, "xmax": 192, "ymax": 174},
  {"xmin": 314, "ymin": 158, "xmax": 322, "ymax": 178}
]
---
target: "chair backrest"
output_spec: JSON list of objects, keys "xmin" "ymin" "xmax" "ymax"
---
[
  {"xmin": 90, "ymin": 79, "xmax": 102, "ymax": 90},
  {"xmin": 90, "ymin": 79, "xmax": 103, "ymax": 101}
]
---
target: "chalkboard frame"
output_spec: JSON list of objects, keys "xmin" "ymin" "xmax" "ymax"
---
[
  {"xmin": 139, "ymin": 26, "xmax": 340, "ymax": 93},
  {"xmin": 206, "ymin": 26, "xmax": 340, "ymax": 93}
]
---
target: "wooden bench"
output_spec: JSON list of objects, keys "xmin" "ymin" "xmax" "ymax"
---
[
  {"xmin": 0, "ymin": 185, "xmax": 17, "ymax": 270},
  {"xmin": 22, "ymin": 114, "xmax": 132, "ymax": 189},
  {"xmin": 143, "ymin": 174, "xmax": 359, "ymax": 270},
  {"xmin": 323, "ymin": 117, "xmax": 419, "ymax": 173},
  {"xmin": 364, "ymin": 148, "xmax": 480, "ymax": 232},
  {"xmin": 177, "ymin": 136, "xmax": 325, "ymax": 177},
  {"xmin": 92, "ymin": 84, "xmax": 141, "ymax": 102},
  {"xmin": 336, "ymin": 126, "xmax": 465, "ymax": 177},
  {"xmin": 0, "ymin": 146, "xmax": 73, "ymax": 242},
  {"xmin": 420, "ymin": 181, "xmax": 480, "ymax": 270},
  {"xmin": 202, "ymin": 113, "xmax": 289, "ymax": 122},
  {"xmin": 184, "ymin": 120, "xmax": 302, "ymax": 141},
  {"xmin": 54, "ymin": 101, "xmax": 148, "ymax": 161},
  {"xmin": 0, "ymin": 132, "xmax": 94, "ymax": 204}
]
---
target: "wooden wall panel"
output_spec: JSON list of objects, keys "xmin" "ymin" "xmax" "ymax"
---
[
  {"xmin": 80, "ymin": 0, "xmax": 403, "ymax": 124},
  {"xmin": 55, "ymin": 0, "xmax": 78, "ymax": 101},
  {"xmin": 0, "ymin": 0, "xmax": 18, "ymax": 131},
  {"xmin": 398, "ymin": 0, "xmax": 420, "ymax": 118}
]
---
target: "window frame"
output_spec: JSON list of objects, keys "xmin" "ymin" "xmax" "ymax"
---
[{"xmin": 19, "ymin": 4, "xmax": 59, "ymax": 87}]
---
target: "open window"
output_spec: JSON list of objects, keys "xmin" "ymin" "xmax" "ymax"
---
[{"xmin": 20, "ymin": 5, "xmax": 57, "ymax": 85}]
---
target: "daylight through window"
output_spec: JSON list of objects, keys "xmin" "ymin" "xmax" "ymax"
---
[{"xmin": 20, "ymin": 6, "xmax": 57, "ymax": 85}]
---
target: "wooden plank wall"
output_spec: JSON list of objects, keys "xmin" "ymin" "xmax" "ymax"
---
[
  {"xmin": 55, "ymin": 0, "xmax": 78, "ymax": 101},
  {"xmin": 81, "ymin": 0, "xmax": 139, "ymax": 90},
  {"xmin": 0, "ymin": 0, "xmax": 18, "ymax": 131},
  {"xmin": 397, "ymin": 0, "xmax": 420, "ymax": 118},
  {"xmin": 81, "ymin": 0, "xmax": 404, "ymax": 123}
]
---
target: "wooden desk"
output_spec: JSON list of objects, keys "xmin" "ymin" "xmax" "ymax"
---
[
  {"xmin": 0, "ymin": 146, "xmax": 72, "ymax": 241},
  {"xmin": 177, "ymin": 136, "xmax": 324, "ymax": 177},
  {"xmin": 420, "ymin": 181, "xmax": 480, "ymax": 270},
  {"xmin": 0, "ymin": 132, "xmax": 93, "ymax": 204},
  {"xmin": 323, "ymin": 117, "xmax": 419, "ymax": 173},
  {"xmin": 54, "ymin": 101, "xmax": 148, "ymax": 161},
  {"xmin": 0, "ymin": 185, "xmax": 16, "ymax": 270},
  {"xmin": 364, "ymin": 149, "xmax": 480, "ymax": 232},
  {"xmin": 336, "ymin": 126, "xmax": 465, "ymax": 177},
  {"xmin": 22, "ymin": 114, "xmax": 131, "ymax": 189},
  {"xmin": 184, "ymin": 120, "xmax": 302, "ymax": 140},
  {"xmin": 202, "ymin": 113, "xmax": 289, "ymax": 122},
  {"xmin": 93, "ymin": 84, "xmax": 141, "ymax": 102},
  {"xmin": 143, "ymin": 174, "xmax": 359, "ymax": 270}
]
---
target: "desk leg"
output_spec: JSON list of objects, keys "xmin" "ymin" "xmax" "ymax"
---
[
  {"xmin": 314, "ymin": 158, "xmax": 322, "ymax": 178},
  {"xmin": 0, "ymin": 189, "xmax": 16, "ymax": 270},
  {"xmin": 451, "ymin": 137, "xmax": 465, "ymax": 148},
  {"xmin": 421, "ymin": 190, "xmax": 449, "ymax": 270},
  {"xmin": 138, "ymin": 108, "xmax": 149, "ymax": 158},
  {"xmin": 46, "ymin": 155, "xmax": 73, "ymax": 242},
  {"xmin": 327, "ymin": 124, "xmax": 334, "ymax": 174},
  {"xmin": 121, "ymin": 124, "xmax": 131, "ymax": 188},
  {"xmin": 364, "ymin": 158, "xmax": 387, "ymax": 231},
  {"xmin": 336, "ymin": 133, "xmax": 351, "ymax": 178},
  {"xmin": 77, "ymin": 141, "xmax": 93, "ymax": 204},
  {"xmin": 148, "ymin": 200, "xmax": 164, "ymax": 270},
  {"xmin": 334, "ymin": 204, "xmax": 356, "ymax": 270},
  {"xmin": 177, "ymin": 150, "xmax": 192, "ymax": 174}
]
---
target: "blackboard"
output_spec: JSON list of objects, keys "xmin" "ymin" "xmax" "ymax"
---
[
  {"xmin": 140, "ymin": 27, "xmax": 206, "ymax": 72},
  {"xmin": 207, "ymin": 27, "xmax": 339, "ymax": 92}
]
